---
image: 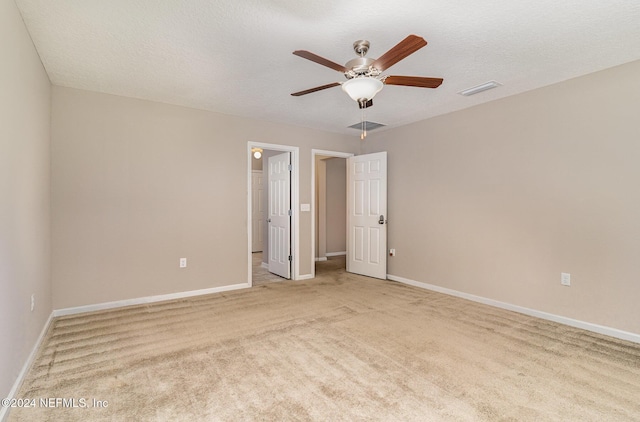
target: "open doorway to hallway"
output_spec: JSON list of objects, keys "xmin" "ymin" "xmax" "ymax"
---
[
  {"xmin": 312, "ymin": 150, "xmax": 353, "ymax": 278},
  {"xmin": 247, "ymin": 142, "xmax": 299, "ymax": 286}
]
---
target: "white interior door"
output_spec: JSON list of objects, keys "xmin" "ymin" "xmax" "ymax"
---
[
  {"xmin": 268, "ymin": 152, "xmax": 291, "ymax": 279},
  {"xmin": 347, "ymin": 152, "xmax": 387, "ymax": 279},
  {"xmin": 251, "ymin": 170, "xmax": 264, "ymax": 252}
]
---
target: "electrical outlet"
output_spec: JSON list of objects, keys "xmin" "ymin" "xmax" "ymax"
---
[
  {"xmin": 561, "ymin": 272, "xmax": 571, "ymax": 286},
  {"xmin": 31, "ymin": 294, "xmax": 35, "ymax": 312},
  {"xmin": 389, "ymin": 249, "xmax": 396, "ymax": 257},
  {"xmin": 180, "ymin": 258, "xmax": 187, "ymax": 268}
]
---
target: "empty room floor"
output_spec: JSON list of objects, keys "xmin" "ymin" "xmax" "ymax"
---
[{"xmin": 8, "ymin": 261, "xmax": 640, "ymax": 421}]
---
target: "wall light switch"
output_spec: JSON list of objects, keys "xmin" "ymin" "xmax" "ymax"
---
[
  {"xmin": 180, "ymin": 258, "xmax": 187, "ymax": 268},
  {"xmin": 300, "ymin": 203, "xmax": 311, "ymax": 212},
  {"xmin": 561, "ymin": 272, "xmax": 571, "ymax": 286}
]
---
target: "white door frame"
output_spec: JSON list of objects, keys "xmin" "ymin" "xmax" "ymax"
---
[
  {"xmin": 311, "ymin": 149, "xmax": 354, "ymax": 279},
  {"xmin": 247, "ymin": 142, "xmax": 300, "ymax": 285}
]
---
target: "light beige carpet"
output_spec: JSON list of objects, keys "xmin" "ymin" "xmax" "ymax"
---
[
  {"xmin": 9, "ymin": 261, "xmax": 640, "ymax": 421},
  {"xmin": 252, "ymin": 252, "xmax": 288, "ymax": 285}
]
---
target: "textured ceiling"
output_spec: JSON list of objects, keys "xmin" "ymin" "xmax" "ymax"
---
[{"xmin": 15, "ymin": 0, "xmax": 640, "ymax": 136}]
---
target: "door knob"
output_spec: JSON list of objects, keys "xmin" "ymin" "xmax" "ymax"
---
[{"xmin": 378, "ymin": 215, "xmax": 386, "ymax": 225}]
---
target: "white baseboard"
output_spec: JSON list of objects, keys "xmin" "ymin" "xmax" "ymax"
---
[
  {"xmin": 53, "ymin": 283, "xmax": 251, "ymax": 317},
  {"xmin": 297, "ymin": 274, "xmax": 314, "ymax": 281},
  {"xmin": 316, "ymin": 252, "xmax": 346, "ymax": 261},
  {"xmin": 1, "ymin": 312, "xmax": 54, "ymax": 422},
  {"xmin": 261, "ymin": 262, "xmax": 268, "ymax": 269},
  {"xmin": 387, "ymin": 274, "xmax": 640, "ymax": 345},
  {"xmin": 326, "ymin": 251, "xmax": 346, "ymax": 257}
]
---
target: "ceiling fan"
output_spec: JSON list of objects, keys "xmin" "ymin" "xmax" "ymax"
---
[{"xmin": 291, "ymin": 35, "xmax": 443, "ymax": 110}]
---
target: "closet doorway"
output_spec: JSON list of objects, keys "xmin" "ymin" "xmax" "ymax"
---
[{"xmin": 311, "ymin": 150, "xmax": 353, "ymax": 278}]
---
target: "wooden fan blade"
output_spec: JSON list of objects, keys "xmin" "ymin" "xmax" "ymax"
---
[
  {"xmin": 293, "ymin": 50, "xmax": 348, "ymax": 73},
  {"xmin": 372, "ymin": 35, "xmax": 427, "ymax": 71},
  {"xmin": 291, "ymin": 82, "xmax": 341, "ymax": 97},
  {"xmin": 384, "ymin": 76, "xmax": 443, "ymax": 89}
]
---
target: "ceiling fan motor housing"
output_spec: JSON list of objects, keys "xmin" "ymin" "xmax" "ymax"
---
[{"xmin": 345, "ymin": 57, "xmax": 376, "ymax": 76}]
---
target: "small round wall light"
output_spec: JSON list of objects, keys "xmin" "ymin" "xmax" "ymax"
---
[{"xmin": 251, "ymin": 147, "xmax": 263, "ymax": 159}]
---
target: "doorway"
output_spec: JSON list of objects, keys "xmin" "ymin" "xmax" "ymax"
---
[
  {"xmin": 247, "ymin": 142, "xmax": 300, "ymax": 286},
  {"xmin": 311, "ymin": 150, "xmax": 354, "ymax": 279}
]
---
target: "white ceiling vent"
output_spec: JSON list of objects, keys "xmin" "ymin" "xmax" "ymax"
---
[
  {"xmin": 348, "ymin": 121, "xmax": 386, "ymax": 131},
  {"xmin": 458, "ymin": 81, "xmax": 502, "ymax": 96}
]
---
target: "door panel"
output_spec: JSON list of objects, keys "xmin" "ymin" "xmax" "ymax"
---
[
  {"xmin": 354, "ymin": 226, "xmax": 364, "ymax": 262},
  {"xmin": 369, "ymin": 179, "xmax": 380, "ymax": 215},
  {"xmin": 369, "ymin": 227, "xmax": 381, "ymax": 264},
  {"xmin": 268, "ymin": 152, "xmax": 291, "ymax": 279},
  {"xmin": 347, "ymin": 152, "xmax": 387, "ymax": 279},
  {"xmin": 354, "ymin": 180, "xmax": 364, "ymax": 215}
]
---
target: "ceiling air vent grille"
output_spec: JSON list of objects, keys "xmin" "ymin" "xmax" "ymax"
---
[
  {"xmin": 347, "ymin": 121, "xmax": 386, "ymax": 131},
  {"xmin": 458, "ymin": 81, "xmax": 502, "ymax": 96}
]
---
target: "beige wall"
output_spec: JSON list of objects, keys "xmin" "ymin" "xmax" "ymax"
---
[
  {"xmin": 0, "ymin": 0, "xmax": 52, "ymax": 399},
  {"xmin": 315, "ymin": 156, "xmax": 347, "ymax": 259},
  {"xmin": 51, "ymin": 86, "xmax": 359, "ymax": 308},
  {"xmin": 325, "ymin": 158, "xmax": 346, "ymax": 254},
  {"xmin": 364, "ymin": 60, "xmax": 640, "ymax": 334}
]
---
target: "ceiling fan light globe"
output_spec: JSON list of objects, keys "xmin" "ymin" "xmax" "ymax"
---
[{"xmin": 341, "ymin": 77, "xmax": 383, "ymax": 102}]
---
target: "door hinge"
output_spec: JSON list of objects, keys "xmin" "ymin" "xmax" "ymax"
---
[
  {"xmin": 288, "ymin": 164, "xmax": 292, "ymax": 172},
  {"xmin": 288, "ymin": 255, "xmax": 292, "ymax": 261},
  {"xmin": 287, "ymin": 209, "xmax": 292, "ymax": 216}
]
